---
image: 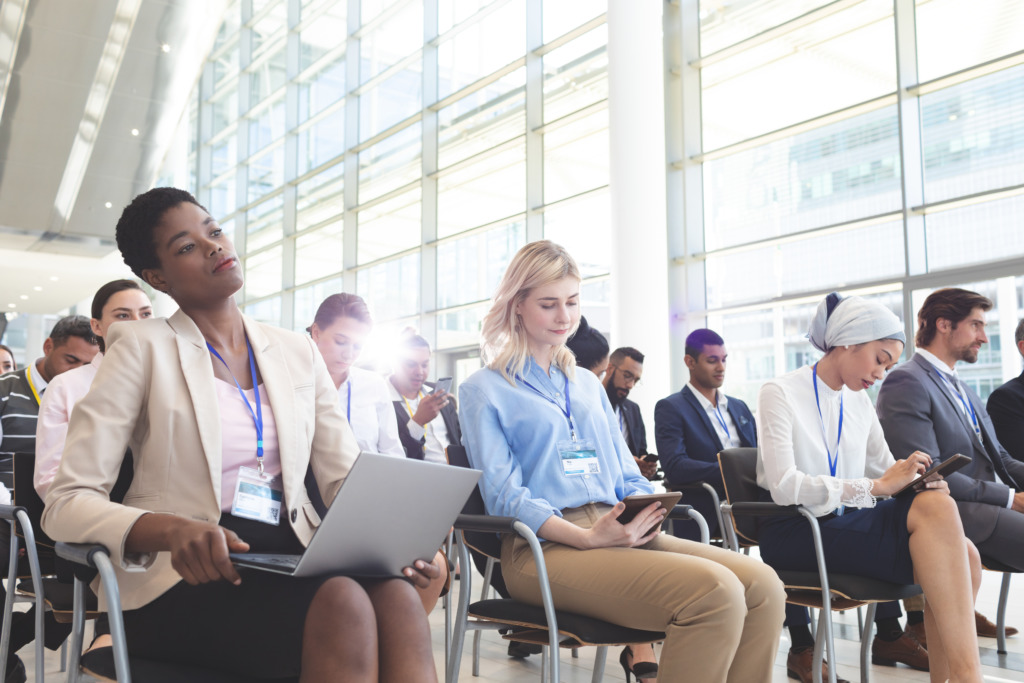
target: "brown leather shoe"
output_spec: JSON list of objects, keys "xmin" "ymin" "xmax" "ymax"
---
[
  {"xmin": 871, "ymin": 633, "xmax": 929, "ymax": 671},
  {"xmin": 905, "ymin": 621, "xmax": 927, "ymax": 649},
  {"xmin": 786, "ymin": 646, "xmax": 850, "ymax": 683},
  {"xmin": 976, "ymin": 610, "xmax": 1019, "ymax": 638}
]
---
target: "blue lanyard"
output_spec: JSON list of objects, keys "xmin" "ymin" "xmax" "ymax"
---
[
  {"xmin": 207, "ymin": 337, "xmax": 265, "ymax": 474},
  {"xmin": 937, "ymin": 371, "xmax": 982, "ymax": 441},
  {"xmin": 812, "ymin": 363, "xmax": 843, "ymax": 478},
  {"xmin": 345, "ymin": 381, "xmax": 351, "ymax": 423},
  {"xmin": 712, "ymin": 396, "xmax": 731, "ymax": 440},
  {"xmin": 518, "ymin": 372, "xmax": 576, "ymax": 441}
]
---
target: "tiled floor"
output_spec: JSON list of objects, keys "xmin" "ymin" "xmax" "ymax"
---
[{"xmin": 16, "ymin": 559, "xmax": 1024, "ymax": 681}]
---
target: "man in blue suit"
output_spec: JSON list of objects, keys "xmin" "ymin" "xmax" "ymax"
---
[{"xmin": 654, "ymin": 328, "xmax": 756, "ymax": 542}]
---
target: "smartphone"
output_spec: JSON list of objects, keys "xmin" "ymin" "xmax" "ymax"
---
[
  {"xmin": 430, "ymin": 377, "xmax": 453, "ymax": 396},
  {"xmin": 641, "ymin": 454, "xmax": 659, "ymax": 463},
  {"xmin": 617, "ymin": 492, "xmax": 682, "ymax": 536},
  {"xmin": 894, "ymin": 453, "xmax": 972, "ymax": 496}
]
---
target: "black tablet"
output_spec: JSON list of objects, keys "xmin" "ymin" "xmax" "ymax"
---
[{"xmin": 894, "ymin": 453, "xmax": 971, "ymax": 496}]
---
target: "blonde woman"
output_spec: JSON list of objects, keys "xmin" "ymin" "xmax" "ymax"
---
[{"xmin": 458, "ymin": 241, "xmax": 785, "ymax": 683}]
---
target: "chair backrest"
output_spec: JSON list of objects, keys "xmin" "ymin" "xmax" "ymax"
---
[
  {"xmin": 445, "ymin": 445, "xmax": 502, "ymax": 560},
  {"xmin": 13, "ymin": 451, "xmax": 55, "ymax": 548},
  {"xmin": 716, "ymin": 447, "xmax": 763, "ymax": 546}
]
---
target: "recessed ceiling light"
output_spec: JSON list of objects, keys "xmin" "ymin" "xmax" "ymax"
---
[
  {"xmin": 7, "ymin": 304, "xmax": 15, "ymax": 309},
  {"xmin": 19, "ymin": 295, "xmax": 28, "ymax": 300},
  {"xmin": 131, "ymin": 128, "xmax": 139, "ymax": 136},
  {"xmin": 105, "ymin": 201, "xmax": 113, "ymax": 208},
  {"xmin": 160, "ymin": 43, "xmax": 171, "ymax": 53},
  {"xmin": 50, "ymin": 276, "xmax": 59, "ymax": 281},
  {"xmin": 33, "ymin": 286, "xmax": 42, "ymax": 292}
]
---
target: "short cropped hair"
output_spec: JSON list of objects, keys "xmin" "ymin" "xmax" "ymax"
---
[
  {"xmin": 49, "ymin": 315, "xmax": 98, "ymax": 348},
  {"xmin": 307, "ymin": 293, "xmax": 372, "ymax": 334},
  {"xmin": 915, "ymin": 288, "xmax": 992, "ymax": 348},
  {"xmin": 609, "ymin": 346, "xmax": 644, "ymax": 366},
  {"xmin": 685, "ymin": 328, "xmax": 725, "ymax": 359},
  {"xmin": 116, "ymin": 188, "xmax": 206, "ymax": 278},
  {"xmin": 399, "ymin": 328, "xmax": 431, "ymax": 352},
  {"xmin": 566, "ymin": 316, "xmax": 609, "ymax": 373},
  {"xmin": 1015, "ymin": 318, "xmax": 1024, "ymax": 346}
]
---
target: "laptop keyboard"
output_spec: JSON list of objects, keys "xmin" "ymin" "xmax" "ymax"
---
[{"xmin": 231, "ymin": 553, "xmax": 301, "ymax": 570}]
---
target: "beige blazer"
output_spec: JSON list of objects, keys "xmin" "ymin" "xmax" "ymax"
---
[{"xmin": 42, "ymin": 309, "xmax": 359, "ymax": 610}]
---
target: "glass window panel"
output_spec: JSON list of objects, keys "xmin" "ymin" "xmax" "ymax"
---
[
  {"xmin": 248, "ymin": 145, "xmax": 285, "ymax": 203},
  {"xmin": 358, "ymin": 123, "xmax": 421, "ymax": 202},
  {"xmin": 702, "ymin": 0, "xmax": 895, "ymax": 151},
  {"xmin": 439, "ymin": 0, "xmax": 501, "ymax": 34},
  {"xmin": 294, "ymin": 276, "xmax": 344, "ymax": 332},
  {"xmin": 297, "ymin": 163, "xmax": 345, "ymax": 232},
  {"xmin": 299, "ymin": 5, "xmax": 347, "ymax": 70},
  {"xmin": 212, "ymin": 39, "xmax": 239, "ymax": 86},
  {"xmin": 209, "ymin": 172, "xmax": 238, "ymax": 219},
  {"xmin": 437, "ymin": 302, "xmax": 488, "ymax": 349},
  {"xmin": 356, "ymin": 252, "xmax": 420, "ymax": 320},
  {"xmin": 250, "ymin": 46, "xmax": 288, "ymax": 107},
  {"xmin": 357, "ymin": 189, "xmax": 422, "ymax": 263},
  {"xmin": 298, "ymin": 54, "xmax": 347, "ymax": 122},
  {"xmin": 360, "ymin": 2, "xmax": 423, "ymax": 84},
  {"xmin": 542, "ymin": 190, "xmax": 611, "ymax": 278},
  {"xmin": 248, "ymin": 96, "xmax": 286, "ymax": 155},
  {"xmin": 361, "ymin": 0, "xmax": 399, "ymax": 26},
  {"xmin": 247, "ymin": 195, "xmax": 285, "ymax": 251},
  {"xmin": 705, "ymin": 221, "xmax": 905, "ymax": 309},
  {"xmin": 438, "ymin": 68, "xmax": 525, "ymax": 169},
  {"xmin": 580, "ymin": 278, "xmax": 610, "ymax": 334},
  {"xmin": 251, "ymin": 4, "xmax": 288, "ymax": 56},
  {"xmin": 925, "ymin": 194, "xmax": 1024, "ymax": 272},
  {"xmin": 437, "ymin": 221, "xmax": 525, "ymax": 308},
  {"xmin": 543, "ymin": 108, "xmax": 609, "ymax": 203},
  {"xmin": 359, "ymin": 63, "xmax": 423, "ymax": 141},
  {"xmin": 437, "ymin": 0, "xmax": 525, "ymax": 98},
  {"xmin": 543, "ymin": 0, "xmax": 606, "ymax": 43},
  {"xmin": 705, "ymin": 307, "xmax": 778, "ymax": 409},
  {"xmin": 699, "ymin": 0, "xmax": 832, "ymax": 56},
  {"xmin": 244, "ymin": 296, "xmax": 282, "ymax": 326},
  {"xmin": 916, "ymin": 0, "xmax": 1024, "ymax": 83},
  {"xmin": 245, "ymin": 245, "xmax": 283, "ymax": 299},
  {"xmin": 213, "ymin": 4, "xmax": 241, "ymax": 53},
  {"xmin": 298, "ymin": 107, "xmax": 346, "ymax": 175},
  {"xmin": 704, "ymin": 106, "xmax": 902, "ymax": 250},
  {"xmin": 210, "ymin": 87, "xmax": 239, "ymax": 138},
  {"xmin": 220, "ymin": 217, "xmax": 236, "ymax": 242},
  {"xmin": 296, "ymin": 222, "xmax": 344, "ymax": 285},
  {"xmin": 211, "ymin": 136, "xmax": 237, "ymax": 178},
  {"xmin": 542, "ymin": 27, "xmax": 608, "ymax": 123},
  {"xmin": 921, "ymin": 66, "xmax": 1024, "ymax": 204},
  {"xmin": 437, "ymin": 142, "xmax": 525, "ymax": 238}
]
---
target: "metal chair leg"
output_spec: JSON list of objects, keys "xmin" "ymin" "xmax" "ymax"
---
[
  {"xmin": 473, "ymin": 555, "xmax": 494, "ymax": 676},
  {"xmin": 860, "ymin": 602, "xmax": 877, "ymax": 683},
  {"xmin": 591, "ymin": 645, "xmax": 607, "ymax": 682},
  {"xmin": 997, "ymin": 572, "xmax": 1012, "ymax": 655},
  {"xmin": 0, "ymin": 521, "xmax": 18, "ymax": 683}
]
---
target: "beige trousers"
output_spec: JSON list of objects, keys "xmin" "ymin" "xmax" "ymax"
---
[{"xmin": 501, "ymin": 504, "xmax": 786, "ymax": 683}]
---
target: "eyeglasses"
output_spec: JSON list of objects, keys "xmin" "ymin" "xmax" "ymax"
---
[{"xmin": 614, "ymin": 367, "xmax": 642, "ymax": 386}]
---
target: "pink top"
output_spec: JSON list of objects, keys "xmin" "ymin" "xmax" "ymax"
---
[
  {"xmin": 35, "ymin": 354, "xmax": 103, "ymax": 499},
  {"xmin": 216, "ymin": 378, "xmax": 281, "ymax": 513}
]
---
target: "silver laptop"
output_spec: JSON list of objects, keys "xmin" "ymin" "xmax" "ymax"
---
[{"xmin": 230, "ymin": 452, "xmax": 480, "ymax": 578}]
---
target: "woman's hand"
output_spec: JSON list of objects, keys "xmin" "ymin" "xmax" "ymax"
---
[
  {"xmin": 583, "ymin": 502, "xmax": 666, "ymax": 550},
  {"xmin": 165, "ymin": 519, "xmax": 250, "ymax": 586},
  {"xmin": 402, "ymin": 556, "xmax": 442, "ymax": 589},
  {"xmin": 872, "ymin": 451, "xmax": 932, "ymax": 497}
]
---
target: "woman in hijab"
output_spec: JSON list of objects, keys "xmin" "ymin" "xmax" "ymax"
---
[{"xmin": 757, "ymin": 293, "xmax": 984, "ymax": 683}]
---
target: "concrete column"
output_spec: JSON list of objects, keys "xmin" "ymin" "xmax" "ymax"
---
[{"xmin": 607, "ymin": 1, "xmax": 671, "ymax": 429}]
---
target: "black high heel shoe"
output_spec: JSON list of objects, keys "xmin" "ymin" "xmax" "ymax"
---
[{"xmin": 619, "ymin": 646, "xmax": 658, "ymax": 682}]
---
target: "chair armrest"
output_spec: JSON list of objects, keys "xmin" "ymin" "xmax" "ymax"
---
[
  {"xmin": 725, "ymin": 502, "xmax": 803, "ymax": 518},
  {"xmin": 0, "ymin": 504, "xmax": 26, "ymax": 522},
  {"xmin": 454, "ymin": 514, "xmax": 518, "ymax": 534},
  {"xmin": 55, "ymin": 542, "xmax": 110, "ymax": 569},
  {"xmin": 666, "ymin": 504, "xmax": 694, "ymax": 520}
]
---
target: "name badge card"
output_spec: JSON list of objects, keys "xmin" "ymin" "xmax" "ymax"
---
[
  {"xmin": 557, "ymin": 438, "xmax": 600, "ymax": 476},
  {"xmin": 232, "ymin": 466, "xmax": 283, "ymax": 525}
]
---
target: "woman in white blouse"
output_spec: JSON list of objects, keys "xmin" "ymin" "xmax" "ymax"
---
[{"xmin": 757, "ymin": 293, "xmax": 983, "ymax": 683}]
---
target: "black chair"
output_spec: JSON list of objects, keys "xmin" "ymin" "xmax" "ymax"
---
[
  {"xmin": 446, "ymin": 445, "xmax": 708, "ymax": 683},
  {"xmin": 717, "ymin": 447, "xmax": 922, "ymax": 683}
]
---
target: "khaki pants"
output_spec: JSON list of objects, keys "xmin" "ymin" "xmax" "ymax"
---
[{"xmin": 501, "ymin": 504, "xmax": 785, "ymax": 683}]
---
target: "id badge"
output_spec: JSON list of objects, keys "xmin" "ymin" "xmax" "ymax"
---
[
  {"xmin": 557, "ymin": 439, "xmax": 600, "ymax": 476},
  {"xmin": 231, "ymin": 466, "xmax": 283, "ymax": 525}
]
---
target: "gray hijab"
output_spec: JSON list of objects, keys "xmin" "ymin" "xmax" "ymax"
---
[{"xmin": 807, "ymin": 292, "xmax": 906, "ymax": 353}]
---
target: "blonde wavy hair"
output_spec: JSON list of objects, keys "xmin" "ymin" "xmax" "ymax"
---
[{"xmin": 481, "ymin": 240, "xmax": 582, "ymax": 385}]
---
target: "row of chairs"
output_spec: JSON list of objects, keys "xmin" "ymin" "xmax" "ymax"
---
[{"xmin": 1, "ymin": 446, "xmax": 1018, "ymax": 682}]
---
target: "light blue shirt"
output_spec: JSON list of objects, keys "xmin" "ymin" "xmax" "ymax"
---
[{"xmin": 459, "ymin": 359, "xmax": 654, "ymax": 536}]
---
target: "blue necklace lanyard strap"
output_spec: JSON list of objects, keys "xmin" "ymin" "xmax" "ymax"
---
[
  {"xmin": 937, "ymin": 371, "xmax": 981, "ymax": 442},
  {"xmin": 207, "ymin": 337, "xmax": 265, "ymax": 474},
  {"xmin": 518, "ymin": 372, "xmax": 576, "ymax": 441},
  {"xmin": 712, "ymin": 395, "xmax": 731, "ymax": 440},
  {"xmin": 812, "ymin": 363, "xmax": 844, "ymax": 514},
  {"xmin": 345, "ymin": 380, "xmax": 352, "ymax": 423}
]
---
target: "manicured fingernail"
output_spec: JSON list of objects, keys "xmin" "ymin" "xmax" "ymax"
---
[{"xmin": 405, "ymin": 568, "xmax": 413, "ymax": 576}]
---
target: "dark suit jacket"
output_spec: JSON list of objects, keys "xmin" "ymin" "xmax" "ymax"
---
[
  {"xmin": 392, "ymin": 381, "xmax": 461, "ymax": 461},
  {"xmin": 617, "ymin": 397, "xmax": 648, "ymax": 457},
  {"xmin": 654, "ymin": 385, "xmax": 757, "ymax": 489},
  {"xmin": 876, "ymin": 353, "xmax": 1024, "ymax": 541},
  {"xmin": 987, "ymin": 370, "xmax": 1024, "ymax": 464}
]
